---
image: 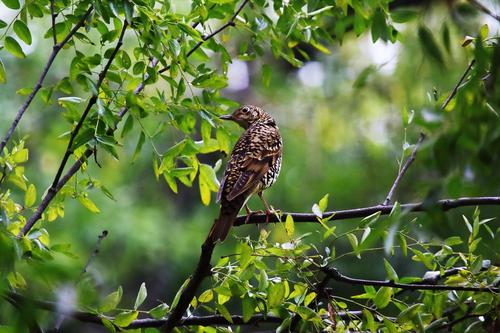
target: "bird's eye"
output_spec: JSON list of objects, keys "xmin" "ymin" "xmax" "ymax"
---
[{"xmin": 242, "ymin": 107, "xmax": 249, "ymax": 113}]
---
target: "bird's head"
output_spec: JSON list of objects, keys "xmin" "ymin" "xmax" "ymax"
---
[{"xmin": 219, "ymin": 105, "xmax": 270, "ymax": 129}]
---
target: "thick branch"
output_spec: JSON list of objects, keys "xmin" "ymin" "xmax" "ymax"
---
[
  {"xmin": 162, "ymin": 239, "xmax": 216, "ymax": 332},
  {"xmin": 234, "ymin": 196, "xmax": 500, "ymax": 225},
  {"xmin": 322, "ymin": 267, "xmax": 498, "ymax": 293},
  {"xmin": 383, "ymin": 133, "xmax": 425, "ymax": 205},
  {"xmin": 0, "ymin": 6, "xmax": 93, "ymax": 153}
]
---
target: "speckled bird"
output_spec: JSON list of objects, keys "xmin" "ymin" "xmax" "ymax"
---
[{"xmin": 208, "ymin": 105, "xmax": 283, "ymax": 242}]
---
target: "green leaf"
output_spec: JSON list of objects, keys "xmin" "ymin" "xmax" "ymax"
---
[
  {"xmin": 363, "ymin": 309, "xmax": 376, "ymax": 332},
  {"xmin": 397, "ymin": 303, "xmax": 424, "ymax": 323},
  {"xmin": 134, "ymin": 282, "xmax": 147, "ymax": 310},
  {"xmin": 242, "ymin": 295, "xmax": 256, "ymax": 323},
  {"xmin": 1, "ymin": 0, "xmax": 20, "ymax": 10},
  {"xmin": 132, "ymin": 132, "xmax": 145, "ymax": 162},
  {"xmin": 384, "ymin": 318, "xmax": 398, "ymax": 333},
  {"xmin": 285, "ymin": 214, "xmax": 294, "ymax": 237},
  {"xmin": 268, "ymin": 282, "xmax": 286, "ymax": 308},
  {"xmin": 346, "ymin": 233, "xmax": 360, "ymax": 258},
  {"xmin": 171, "ymin": 278, "xmax": 190, "ymax": 309},
  {"xmin": 24, "ymin": 184, "xmax": 36, "ymax": 207},
  {"xmin": 383, "ymin": 259, "xmax": 399, "ymax": 281},
  {"xmin": 216, "ymin": 303, "xmax": 233, "ymax": 323},
  {"xmin": 114, "ymin": 310, "xmax": 138, "ymax": 327},
  {"xmin": 4, "ymin": 37, "xmax": 25, "ymax": 58},
  {"xmin": 12, "ymin": 148, "xmax": 28, "ymax": 163},
  {"xmin": 198, "ymin": 163, "xmax": 220, "ymax": 205},
  {"xmin": 0, "ymin": 57, "xmax": 6, "ymax": 84},
  {"xmin": 99, "ymin": 287, "xmax": 123, "ymax": 312},
  {"xmin": 444, "ymin": 236, "xmax": 463, "ymax": 246},
  {"xmin": 262, "ymin": 64, "xmax": 271, "ymax": 87},
  {"xmin": 374, "ymin": 287, "xmax": 392, "ymax": 309},
  {"xmin": 418, "ymin": 26, "xmax": 445, "ymax": 66},
  {"xmin": 149, "ymin": 303, "xmax": 169, "ymax": 319},
  {"xmin": 318, "ymin": 194, "xmax": 329, "ymax": 212},
  {"xmin": 371, "ymin": 9, "xmax": 388, "ymax": 42},
  {"xmin": 198, "ymin": 289, "xmax": 213, "ymax": 303},
  {"xmin": 13, "ymin": 20, "xmax": 32, "ymax": 45},
  {"xmin": 391, "ymin": 9, "xmax": 419, "ymax": 23},
  {"xmin": 78, "ymin": 196, "xmax": 100, "ymax": 213}
]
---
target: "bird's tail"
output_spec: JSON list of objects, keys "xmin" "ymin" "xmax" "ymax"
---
[{"xmin": 208, "ymin": 199, "xmax": 244, "ymax": 242}]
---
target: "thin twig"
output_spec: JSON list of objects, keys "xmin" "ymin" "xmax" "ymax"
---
[
  {"xmin": 50, "ymin": 0, "xmax": 57, "ymax": 45},
  {"xmin": 157, "ymin": 0, "xmax": 250, "ymax": 75},
  {"xmin": 322, "ymin": 267, "xmax": 498, "ymax": 293},
  {"xmin": 233, "ymin": 196, "xmax": 500, "ymax": 225},
  {"xmin": 383, "ymin": 133, "xmax": 425, "ymax": 205},
  {"xmin": 81, "ymin": 230, "xmax": 109, "ymax": 275},
  {"xmin": 0, "ymin": 6, "xmax": 93, "ymax": 153},
  {"xmin": 440, "ymin": 60, "xmax": 476, "ymax": 110},
  {"xmin": 468, "ymin": 0, "xmax": 500, "ymax": 22}
]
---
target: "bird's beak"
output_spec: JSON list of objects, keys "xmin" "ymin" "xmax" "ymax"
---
[{"xmin": 219, "ymin": 114, "xmax": 233, "ymax": 121}]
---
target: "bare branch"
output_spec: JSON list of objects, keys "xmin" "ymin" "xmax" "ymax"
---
[
  {"xmin": 322, "ymin": 267, "xmax": 498, "ymax": 293},
  {"xmin": 440, "ymin": 60, "xmax": 475, "ymax": 110},
  {"xmin": 81, "ymin": 230, "xmax": 109, "ymax": 275},
  {"xmin": 468, "ymin": 0, "xmax": 500, "ymax": 22},
  {"xmin": 234, "ymin": 196, "xmax": 500, "ymax": 226},
  {"xmin": 0, "ymin": 6, "xmax": 93, "ymax": 153},
  {"xmin": 383, "ymin": 133, "xmax": 425, "ymax": 205},
  {"xmin": 162, "ymin": 238, "xmax": 216, "ymax": 332}
]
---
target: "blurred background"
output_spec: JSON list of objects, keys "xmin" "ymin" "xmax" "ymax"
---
[{"xmin": 1, "ymin": 0, "xmax": 499, "ymax": 331}]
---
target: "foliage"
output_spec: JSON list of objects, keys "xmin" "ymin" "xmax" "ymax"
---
[{"xmin": 0, "ymin": 0, "xmax": 499, "ymax": 332}]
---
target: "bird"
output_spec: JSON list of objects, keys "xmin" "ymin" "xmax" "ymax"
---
[{"xmin": 208, "ymin": 105, "xmax": 283, "ymax": 242}]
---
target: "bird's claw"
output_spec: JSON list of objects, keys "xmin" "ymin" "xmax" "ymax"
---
[{"xmin": 245, "ymin": 209, "xmax": 264, "ymax": 224}]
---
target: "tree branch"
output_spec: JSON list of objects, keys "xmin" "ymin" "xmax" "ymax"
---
[
  {"xmin": 0, "ymin": 6, "xmax": 93, "ymax": 153},
  {"xmin": 50, "ymin": 0, "xmax": 57, "ymax": 45},
  {"xmin": 322, "ymin": 267, "xmax": 498, "ymax": 293},
  {"xmin": 234, "ymin": 196, "xmax": 500, "ymax": 225},
  {"xmin": 162, "ymin": 238, "xmax": 216, "ymax": 332},
  {"xmin": 440, "ymin": 60, "xmax": 475, "ymax": 110},
  {"xmin": 157, "ymin": 0, "xmax": 250, "ymax": 75},
  {"xmin": 19, "ymin": 22, "xmax": 128, "ymax": 237},
  {"xmin": 4, "ymin": 291, "xmax": 373, "ymax": 329},
  {"xmin": 383, "ymin": 133, "xmax": 425, "ymax": 205},
  {"xmin": 81, "ymin": 230, "xmax": 109, "ymax": 275},
  {"xmin": 468, "ymin": 0, "xmax": 500, "ymax": 22}
]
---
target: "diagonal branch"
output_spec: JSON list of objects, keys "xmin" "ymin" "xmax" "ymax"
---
[
  {"xmin": 0, "ymin": 6, "xmax": 94, "ymax": 153},
  {"xmin": 162, "ymin": 238, "xmax": 216, "ymax": 332},
  {"xmin": 383, "ymin": 133, "xmax": 425, "ymax": 205},
  {"xmin": 19, "ymin": 22, "xmax": 129, "ymax": 237},
  {"xmin": 321, "ymin": 267, "xmax": 498, "ymax": 293},
  {"xmin": 233, "ymin": 196, "xmax": 500, "ymax": 225},
  {"xmin": 468, "ymin": 0, "xmax": 500, "ymax": 22}
]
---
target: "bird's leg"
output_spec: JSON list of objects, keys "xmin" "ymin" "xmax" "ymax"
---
[
  {"xmin": 258, "ymin": 192, "xmax": 277, "ymax": 223},
  {"xmin": 244, "ymin": 204, "xmax": 264, "ymax": 224}
]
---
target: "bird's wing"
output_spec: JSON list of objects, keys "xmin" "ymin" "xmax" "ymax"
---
[
  {"xmin": 227, "ymin": 128, "xmax": 281, "ymax": 201},
  {"xmin": 216, "ymin": 174, "xmax": 226, "ymax": 203},
  {"xmin": 226, "ymin": 156, "xmax": 272, "ymax": 201}
]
